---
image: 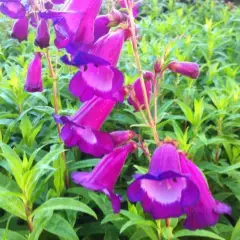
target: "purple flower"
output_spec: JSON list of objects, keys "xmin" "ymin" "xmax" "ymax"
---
[
  {"xmin": 24, "ymin": 52, "xmax": 43, "ymax": 93},
  {"xmin": 0, "ymin": 1, "xmax": 26, "ymax": 19},
  {"xmin": 11, "ymin": 16, "xmax": 28, "ymax": 42},
  {"xmin": 128, "ymin": 72, "xmax": 153, "ymax": 111},
  {"xmin": 35, "ymin": 19, "xmax": 50, "ymax": 49},
  {"xmin": 39, "ymin": 0, "xmax": 103, "ymax": 47},
  {"xmin": 44, "ymin": 1, "xmax": 53, "ymax": 10},
  {"xmin": 167, "ymin": 61, "xmax": 200, "ymax": 79},
  {"xmin": 127, "ymin": 143, "xmax": 199, "ymax": 219},
  {"xmin": 65, "ymin": 29, "xmax": 127, "ymax": 102},
  {"xmin": 72, "ymin": 142, "xmax": 137, "ymax": 213},
  {"xmin": 180, "ymin": 153, "xmax": 232, "ymax": 230},
  {"xmin": 54, "ymin": 96, "xmax": 116, "ymax": 157}
]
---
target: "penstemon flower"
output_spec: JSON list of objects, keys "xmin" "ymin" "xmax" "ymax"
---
[{"xmin": 72, "ymin": 142, "xmax": 137, "ymax": 213}]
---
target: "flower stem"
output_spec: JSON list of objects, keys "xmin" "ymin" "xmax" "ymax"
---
[
  {"xmin": 156, "ymin": 220, "xmax": 161, "ymax": 240},
  {"xmin": 46, "ymin": 48, "xmax": 69, "ymax": 189},
  {"xmin": 125, "ymin": 0, "xmax": 160, "ymax": 145},
  {"xmin": 24, "ymin": 202, "xmax": 33, "ymax": 233}
]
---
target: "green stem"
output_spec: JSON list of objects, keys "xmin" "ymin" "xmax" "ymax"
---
[{"xmin": 46, "ymin": 48, "xmax": 69, "ymax": 189}]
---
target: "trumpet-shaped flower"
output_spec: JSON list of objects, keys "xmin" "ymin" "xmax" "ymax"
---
[
  {"xmin": 127, "ymin": 143, "xmax": 199, "ymax": 219},
  {"xmin": 72, "ymin": 142, "xmax": 137, "ymax": 213},
  {"xmin": 24, "ymin": 52, "xmax": 43, "ymax": 92},
  {"xmin": 0, "ymin": 1, "xmax": 26, "ymax": 19},
  {"xmin": 11, "ymin": 16, "xmax": 28, "ymax": 42},
  {"xmin": 54, "ymin": 96, "xmax": 116, "ymax": 157},
  {"xmin": 63, "ymin": 29, "xmax": 127, "ymax": 102},
  {"xmin": 179, "ymin": 153, "xmax": 232, "ymax": 230},
  {"xmin": 35, "ymin": 19, "xmax": 50, "ymax": 49}
]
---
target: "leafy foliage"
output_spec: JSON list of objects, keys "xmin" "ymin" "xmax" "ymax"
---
[{"xmin": 0, "ymin": 0, "xmax": 239, "ymax": 239}]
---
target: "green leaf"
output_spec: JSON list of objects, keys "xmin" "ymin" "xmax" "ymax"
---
[
  {"xmin": 31, "ymin": 198, "xmax": 97, "ymax": 219},
  {"xmin": 44, "ymin": 214, "xmax": 78, "ymax": 240},
  {"xmin": 0, "ymin": 143, "xmax": 23, "ymax": 188},
  {"xmin": 231, "ymin": 218, "xmax": 240, "ymax": 240},
  {"xmin": 0, "ymin": 229, "xmax": 26, "ymax": 240},
  {"xmin": 28, "ymin": 211, "xmax": 53, "ymax": 240},
  {"xmin": 176, "ymin": 100, "xmax": 194, "ymax": 123},
  {"xmin": 174, "ymin": 229, "xmax": 225, "ymax": 240}
]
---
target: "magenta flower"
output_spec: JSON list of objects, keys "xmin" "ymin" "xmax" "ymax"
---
[
  {"xmin": 63, "ymin": 29, "xmax": 127, "ymax": 102},
  {"xmin": 167, "ymin": 61, "xmax": 200, "ymax": 79},
  {"xmin": 54, "ymin": 96, "xmax": 116, "ymax": 157},
  {"xmin": 72, "ymin": 142, "xmax": 137, "ymax": 213},
  {"xmin": 24, "ymin": 52, "xmax": 43, "ymax": 93},
  {"xmin": 93, "ymin": 15, "xmax": 110, "ymax": 42},
  {"xmin": 179, "ymin": 153, "xmax": 231, "ymax": 230},
  {"xmin": 128, "ymin": 71, "xmax": 153, "ymax": 111},
  {"xmin": 127, "ymin": 143, "xmax": 199, "ymax": 219},
  {"xmin": 39, "ymin": 0, "xmax": 103, "ymax": 48},
  {"xmin": 11, "ymin": 16, "xmax": 28, "ymax": 42},
  {"xmin": 51, "ymin": 0, "xmax": 65, "ymax": 4},
  {"xmin": 35, "ymin": 19, "xmax": 50, "ymax": 49},
  {"xmin": 0, "ymin": 1, "xmax": 26, "ymax": 19}
]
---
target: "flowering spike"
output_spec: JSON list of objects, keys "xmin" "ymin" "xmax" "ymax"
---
[
  {"xmin": 127, "ymin": 143, "xmax": 199, "ymax": 219},
  {"xmin": 11, "ymin": 16, "xmax": 28, "ymax": 42},
  {"xmin": 167, "ymin": 61, "xmax": 200, "ymax": 79},
  {"xmin": 35, "ymin": 19, "xmax": 50, "ymax": 49},
  {"xmin": 179, "ymin": 153, "xmax": 231, "ymax": 230},
  {"xmin": 24, "ymin": 53, "xmax": 43, "ymax": 93},
  {"xmin": 72, "ymin": 142, "xmax": 137, "ymax": 213}
]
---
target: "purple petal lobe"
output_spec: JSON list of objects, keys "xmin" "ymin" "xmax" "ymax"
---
[{"xmin": 0, "ymin": 2, "xmax": 25, "ymax": 19}]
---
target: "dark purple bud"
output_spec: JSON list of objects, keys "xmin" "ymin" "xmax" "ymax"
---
[
  {"xmin": 35, "ymin": 19, "xmax": 50, "ymax": 49},
  {"xmin": 11, "ymin": 16, "xmax": 28, "ymax": 42},
  {"xmin": 110, "ymin": 130, "xmax": 136, "ymax": 147},
  {"xmin": 24, "ymin": 53, "xmax": 43, "ymax": 93},
  {"xmin": 0, "ymin": 1, "xmax": 26, "ymax": 19},
  {"xmin": 154, "ymin": 58, "xmax": 163, "ymax": 74},
  {"xmin": 143, "ymin": 71, "xmax": 154, "ymax": 81},
  {"xmin": 108, "ymin": 9, "xmax": 128, "ymax": 26},
  {"xmin": 167, "ymin": 61, "xmax": 200, "ymax": 79},
  {"xmin": 44, "ymin": 1, "xmax": 53, "ymax": 9}
]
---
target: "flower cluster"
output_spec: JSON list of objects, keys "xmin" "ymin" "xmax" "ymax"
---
[{"xmin": 0, "ymin": 0, "xmax": 231, "ymax": 231}]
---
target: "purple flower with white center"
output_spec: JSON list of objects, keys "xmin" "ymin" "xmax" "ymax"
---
[
  {"xmin": 72, "ymin": 142, "xmax": 137, "ymax": 213},
  {"xmin": 128, "ymin": 71, "xmax": 153, "ymax": 111},
  {"xmin": 127, "ymin": 143, "xmax": 199, "ymax": 219},
  {"xmin": 35, "ymin": 19, "xmax": 50, "ymax": 49},
  {"xmin": 167, "ymin": 61, "xmax": 200, "ymax": 79},
  {"xmin": 54, "ymin": 96, "xmax": 116, "ymax": 157},
  {"xmin": 179, "ymin": 153, "xmax": 232, "ymax": 230},
  {"xmin": 62, "ymin": 29, "xmax": 127, "ymax": 102},
  {"xmin": 24, "ymin": 52, "xmax": 43, "ymax": 93},
  {"xmin": 0, "ymin": 1, "xmax": 26, "ymax": 19},
  {"xmin": 11, "ymin": 16, "xmax": 28, "ymax": 42}
]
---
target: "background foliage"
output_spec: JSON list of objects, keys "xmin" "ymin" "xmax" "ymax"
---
[{"xmin": 0, "ymin": 0, "xmax": 240, "ymax": 239}]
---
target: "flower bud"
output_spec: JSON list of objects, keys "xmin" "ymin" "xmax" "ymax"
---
[
  {"xmin": 35, "ymin": 19, "xmax": 50, "ymax": 49},
  {"xmin": 167, "ymin": 61, "xmax": 200, "ymax": 79},
  {"xmin": 110, "ymin": 130, "xmax": 136, "ymax": 146},
  {"xmin": 154, "ymin": 58, "xmax": 163, "ymax": 73},
  {"xmin": 24, "ymin": 52, "xmax": 43, "ymax": 92}
]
